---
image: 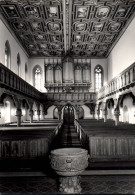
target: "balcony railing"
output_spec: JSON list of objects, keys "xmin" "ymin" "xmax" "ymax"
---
[
  {"xmin": 0, "ymin": 63, "xmax": 96, "ymax": 103},
  {"xmin": 45, "ymin": 82, "xmax": 91, "ymax": 93},
  {"xmin": 44, "ymin": 92, "xmax": 96, "ymax": 102},
  {"xmin": 45, "ymin": 83, "xmax": 91, "ymax": 87},
  {"xmin": 0, "ymin": 63, "xmax": 43, "ymax": 100},
  {"xmin": 98, "ymin": 62, "xmax": 135, "ymax": 100}
]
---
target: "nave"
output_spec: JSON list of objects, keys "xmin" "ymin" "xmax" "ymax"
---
[
  {"xmin": 0, "ymin": 117, "xmax": 135, "ymax": 194},
  {"xmin": 0, "ymin": 0, "xmax": 135, "ymax": 193}
]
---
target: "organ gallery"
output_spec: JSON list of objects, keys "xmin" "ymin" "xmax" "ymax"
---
[{"xmin": 0, "ymin": 0, "xmax": 135, "ymax": 194}]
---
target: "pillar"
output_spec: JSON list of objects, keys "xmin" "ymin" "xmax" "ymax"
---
[
  {"xmin": 16, "ymin": 108, "xmax": 22, "ymax": 127},
  {"xmin": 103, "ymin": 109, "xmax": 107, "ymax": 122},
  {"xmin": 76, "ymin": 111, "xmax": 79, "ymax": 120},
  {"xmin": 58, "ymin": 110, "xmax": 62, "ymax": 120},
  {"xmin": 43, "ymin": 110, "xmax": 47, "ymax": 119},
  {"xmin": 37, "ymin": 110, "xmax": 40, "ymax": 121},
  {"xmin": 91, "ymin": 111, "xmax": 95, "ymax": 119},
  {"xmin": 29, "ymin": 109, "xmax": 33, "ymax": 123},
  {"xmin": 97, "ymin": 109, "xmax": 100, "ymax": 120},
  {"xmin": 114, "ymin": 109, "xmax": 120, "ymax": 126}
]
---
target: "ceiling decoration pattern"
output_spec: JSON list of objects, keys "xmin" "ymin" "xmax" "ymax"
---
[
  {"xmin": 0, "ymin": 0, "xmax": 64, "ymax": 57},
  {"xmin": 71, "ymin": 0, "xmax": 135, "ymax": 57},
  {"xmin": 0, "ymin": 0, "xmax": 134, "ymax": 58}
]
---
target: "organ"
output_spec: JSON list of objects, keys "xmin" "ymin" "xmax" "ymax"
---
[{"xmin": 44, "ymin": 55, "xmax": 91, "ymax": 93}]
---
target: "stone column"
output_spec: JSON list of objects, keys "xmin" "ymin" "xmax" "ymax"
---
[
  {"xmin": 58, "ymin": 110, "xmax": 62, "ymax": 120},
  {"xmin": 103, "ymin": 109, "xmax": 107, "ymax": 123},
  {"xmin": 76, "ymin": 111, "xmax": 79, "ymax": 120},
  {"xmin": 29, "ymin": 109, "xmax": 33, "ymax": 123},
  {"xmin": 37, "ymin": 110, "xmax": 40, "ymax": 121},
  {"xmin": 43, "ymin": 110, "xmax": 47, "ymax": 119},
  {"xmin": 91, "ymin": 111, "xmax": 95, "ymax": 119},
  {"xmin": 97, "ymin": 109, "xmax": 100, "ymax": 120},
  {"xmin": 114, "ymin": 109, "xmax": 120, "ymax": 126},
  {"xmin": 16, "ymin": 108, "xmax": 22, "ymax": 127}
]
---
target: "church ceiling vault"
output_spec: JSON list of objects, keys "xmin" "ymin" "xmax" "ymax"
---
[{"xmin": 0, "ymin": 0, "xmax": 135, "ymax": 58}]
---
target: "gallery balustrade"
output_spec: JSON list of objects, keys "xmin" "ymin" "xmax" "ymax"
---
[
  {"xmin": 44, "ymin": 83, "xmax": 91, "ymax": 93},
  {"xmin": 0, "ymin": 63, "xmax": 43, "ymax": 100},
  {"xmin": 45, "ymin": 92, "xmax": 96, "ymax": 102},
  {"xmin": 98, "ymin": 62, "xmax": 135, "ymax": 99},
  {"xmin": 0, "ymin": 63, "xmax": 96, "ymax": 103}
]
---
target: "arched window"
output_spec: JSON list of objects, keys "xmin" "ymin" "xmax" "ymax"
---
[
  {"xmin": 17, "ymin": 53, "xmax": 21, "ymax": 76},
  {"xmin": 95, "ymin": 65, "xmax": 103, "ymax": 91},
  {"xmin": 33, "ymin": 65, "xmax": 42, "ymax": 91},
  {"xmin": 5, "ymin": 40, "xmax": 11, "ymax": 68},
  {"xmin": 25, "ymin": 63, "xmax": 28, "ymax": 81}
]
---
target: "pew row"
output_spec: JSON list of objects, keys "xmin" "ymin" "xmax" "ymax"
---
[
  {"xmin": 0, "ymin": 121, "xmax": 63, "ymax": 171},
  {"xmin": 0, "ymin": 119, "xmax": 61, "ymax": 127},
  {"xmin": 75, "ymin": 119, "xmax": 135, "ymax": 162}
]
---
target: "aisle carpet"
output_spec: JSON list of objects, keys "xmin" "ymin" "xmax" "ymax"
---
[{"xmin": 57, "ymin": 125, "xmax": 82, "ymax": 148}]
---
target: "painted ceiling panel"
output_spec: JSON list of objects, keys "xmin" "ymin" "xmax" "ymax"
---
[{"xmin": 0, "ymin": 0, "xmax": 134, "ymax": 58}]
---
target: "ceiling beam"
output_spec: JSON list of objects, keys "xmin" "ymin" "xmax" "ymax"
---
[
  {"xmin": 62, "ymin": 0, "xmax": 72, "ymax": 54},
  {"xmin": 62, "ymin": 0, "xmax": 67, "ymax": 54},
  {"xmin": 68, "ymin": 0, "xmax": 73, "ymax": 53}
]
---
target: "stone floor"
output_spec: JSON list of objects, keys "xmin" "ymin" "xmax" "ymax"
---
[{"xmin": 0, "ymin": 174, "xmax": 135, "ymax": 194}]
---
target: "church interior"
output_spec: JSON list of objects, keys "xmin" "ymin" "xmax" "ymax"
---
[{"xmin": 0, "ymin": 0, "xmax": 135, "ymax": 194}]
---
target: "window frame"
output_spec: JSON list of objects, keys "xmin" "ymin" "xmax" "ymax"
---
[
  {"xmin": 33, "ymin": 65, "xmax": 42, "ymax": 91},
  {"xmin": 17, "ymin": 53, "xmax": 21, "ymax": 76},
  {"xmin": 94, "ymin": 65, "xmax": 103, "ymax": 91},
  {"xmin": 5, "ymin": 40, "xmax": 11, "ymax": 69},
  {"xmin": 25, "ymin": 63, "xmax": 28, "ymax": 81}
]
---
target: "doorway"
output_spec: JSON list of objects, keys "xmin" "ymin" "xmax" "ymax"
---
[{"xmin": 63, "ymin": 104, "xmax": 74, "ymax": 125}]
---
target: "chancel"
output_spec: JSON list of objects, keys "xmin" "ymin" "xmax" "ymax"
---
[{"xmin": 0, "ymin": 0, "xmax": 135, "ymax": 194}]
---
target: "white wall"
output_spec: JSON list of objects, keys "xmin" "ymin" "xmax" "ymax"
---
[
  {"xmin": 82, "ymin": 105, "xmax": 93, "ymax": 119},
  {"xmin": 0, "ymin": 18, "xmax": 28, "ymax": 81},
  {"xmin": 29, "ymin": 57, "xmax": 108, "ymax": 92},
  {"xmin": 108, "ymin": 16, "xmax": 135, "ymax": 81},
  {"xmin": 45, "ymin": 105, "xmax": 55, "ymax": 119},
  {"xmin": 120, "ymin": 95, "xmax": 135, "ymax": 124},
  {"xmin": 0, "ymin": 97, "xmax": 17, "ymax": 124}
]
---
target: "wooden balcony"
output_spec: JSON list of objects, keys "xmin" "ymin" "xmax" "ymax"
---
[
  {"xmin": 44, "ymin": 83, "xmax": 91, "ymax": 93},
  {"xmin": 98, "ymin": 62, "xmax": 135, "ymax": 100},
  {"xmin": 0, "ymin": 63, "xmax": 43, "ymax": 101},
  {"xmin": 44, "ymin": 92, "xmax": 96, "ymax": 103},
  {"xmin": 0, "ymin": 63, "xmax": 96, "ymax": 104}
]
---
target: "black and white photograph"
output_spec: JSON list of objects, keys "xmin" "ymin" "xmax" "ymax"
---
[{"xmin": 0, "ymin": 0, "xmax": 135, "ymax": 194}]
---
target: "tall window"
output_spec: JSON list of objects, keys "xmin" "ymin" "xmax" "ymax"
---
[
  {"xmin": 17, "ymin": 53, "xmax": 21, "ymax": 76},
  {"xmin": 95, "ymin": 65, "xmax": 103, "ymax": 91},
  {"xmin": 34, "ymin": 66, "xmax": 42, "ymax": 91},
  {"xmin": 5, "ymin": 41, "xmax": 11, "ymax": 68},
  {"xmin": 25, "ymin": 63, "xmax": 27, "ymax": 81}
]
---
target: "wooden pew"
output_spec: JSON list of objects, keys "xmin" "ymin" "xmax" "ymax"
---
[
  {"xmin": 75, "ymin": 119, "xmax": 135, "ymax": 164},
  {"xmin": 0, "ymin": 121, "xmax": 63, "ymax": 171}
]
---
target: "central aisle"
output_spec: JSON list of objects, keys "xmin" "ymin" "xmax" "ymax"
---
[{"xmin": 57, "ymin": 124, "xmax": 82, "ymax": 148}]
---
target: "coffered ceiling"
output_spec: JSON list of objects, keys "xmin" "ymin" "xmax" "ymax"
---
[{"xmin": 0, "ymin": 0, "xmax": 135, "ymax": 58}]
